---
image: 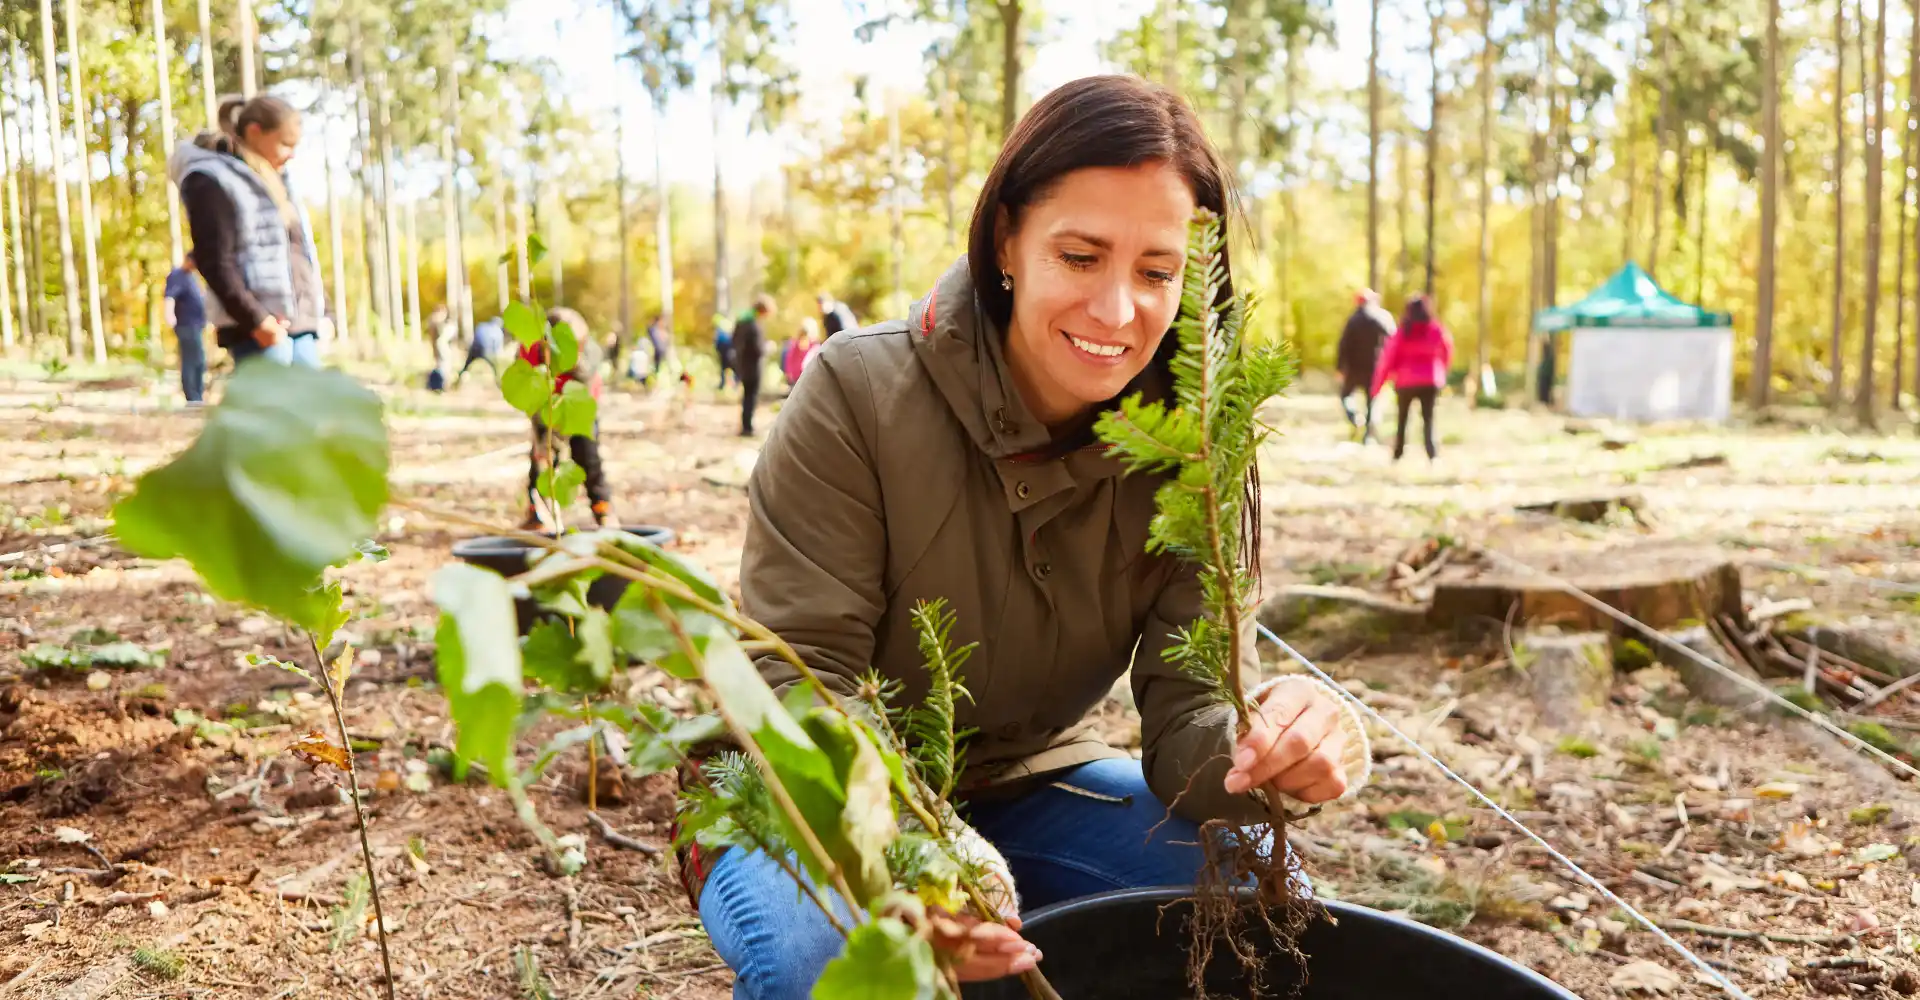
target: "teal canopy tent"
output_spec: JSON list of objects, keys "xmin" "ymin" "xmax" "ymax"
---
[{"xmin": 1531, "ymin": 264, "xmax": 1735, "ymax": 422}]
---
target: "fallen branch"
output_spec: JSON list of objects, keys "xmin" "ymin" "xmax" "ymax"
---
[
  {"xmin": 1855, "ymin": 669, "xmax": 1920, "ymax": 711},
  {"xmin": 587, "ymin": 811, "xmax": 660, "ymax": 856},
  {"xmin": 93, "ymin": 891, "xmax": 161, "ymax": 910},
  {"xmin": 1658, "ymin": 918, "xmax": 1849, "ymax": 946}
]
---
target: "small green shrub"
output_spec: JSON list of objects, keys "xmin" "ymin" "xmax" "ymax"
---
[
  {"xmin": 1850, "ymin": 803, "xmax": 1894, "ymax": 826},
  {"xmin": 1613, "ymin": 639, "xmax": 1655, "ymax": 671},
  {"xmin": 132, "ymin": 947, "xmax": 184, "ymax": 980},
  {"xmin": 1846, "ymin": 721, "xmax": 1905, "ymax": 756}
]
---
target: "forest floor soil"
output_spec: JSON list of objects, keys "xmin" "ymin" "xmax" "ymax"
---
[{"xmin": 4, "ymin": 368, "xmax": 1919, "ymax": 999}]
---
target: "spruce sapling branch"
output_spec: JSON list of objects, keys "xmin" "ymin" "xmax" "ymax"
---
[{"xmin": 904, "ymin": 598, "xmax": 977, "ymax": 801}]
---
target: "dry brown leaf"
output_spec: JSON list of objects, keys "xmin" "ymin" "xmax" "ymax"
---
[
  {"xmin": 327, "ymin": 645, "xmax": 355, "ymax": 698},
  {"xmin": 1773, "ymin": 820, "xmax": 1831, "ymax": 858},
  {"xmin": 286, "ymin": 730, "xmax": 351, "ymax": 772},
  {"xmin": 1694, "ymin": 861, "xmax": 1765, "ymax": 894},
  {"xmin": 1755, "ymin": 781, "xmax": 1800, "ymax": 799},
  {"xmin": 374, "ymin": 770, "xmax": 401, "ymax": 794},
  {"xmin": 1611, "ymin": 960, "xmax": 1682, "ymax": 994}
]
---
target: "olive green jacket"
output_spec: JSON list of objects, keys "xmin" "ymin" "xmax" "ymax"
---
[{"xmin": 741, "ymin": 261, "xmax": 1368, "ymax": 825}]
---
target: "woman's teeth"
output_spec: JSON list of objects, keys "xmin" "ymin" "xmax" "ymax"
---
[{"xmin": 1067, "ymin": 333, "xmax": 1126, "ymax": 358}]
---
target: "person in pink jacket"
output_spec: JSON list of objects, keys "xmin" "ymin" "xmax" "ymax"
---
[{"xmin": 1369, "ymin": 295, "xmax": 1455, "ymax": 461}]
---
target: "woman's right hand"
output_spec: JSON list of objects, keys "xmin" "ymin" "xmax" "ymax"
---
[
  {"xmin": 251, "ymin": 315, "xmax": 287, "ymax": 347},
  {"xmin": 933, "ymin": 912, "xmax": 1042, "ymax": 981}
]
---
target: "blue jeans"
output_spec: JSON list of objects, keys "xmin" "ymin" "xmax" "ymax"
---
[
  {"xmin": 701, "ymin": 758, "xmax": 1228, "ymax": 999},
  {"xmin": 226, "ymin": 330, "xmax": 319, "ymax": 369},
  {"xmin": 175, "ymin": 325, "xmax": 206, "ymax": 402}
]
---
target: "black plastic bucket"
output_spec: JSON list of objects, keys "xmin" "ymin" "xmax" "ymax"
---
[
  {"xmin": 450, "ymin": 526, "xmax": 676, "ymax": 634},
  {"xmin": 963, "ymin": 887, "xmax": 1578, "ymax": 1000}
]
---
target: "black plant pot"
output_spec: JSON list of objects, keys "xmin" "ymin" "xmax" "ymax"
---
[
  {"xmin": 450, "ymin": 525, "xmax": 677, "ymax": 635},
  {"xmin": 962, "ymin": 887, "xmax": 1578, "ymax": 1000}
]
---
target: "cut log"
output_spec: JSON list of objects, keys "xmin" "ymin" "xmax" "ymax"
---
[
  {"xmin": 1255, "ymin": 585, "xmax": 1431, "ymax": 660},
  {"xmin": 1518, "ymin": 631, "xmax": 1612, "ymax": 731},
  {"xmin": 1783, "ymin": 623, "xmax": 1920, "ymax": 680},
  {"xmin": 1658, "ymin": 626, "xmax": 1764, "ymax": 708},
  {"xmin": 1426, "ymin": 545, "xmax": 1742, "ymax": 636},
  {"xmin": 1515, "ymin": 494, "xmax": 1647, "ymax": 524}
]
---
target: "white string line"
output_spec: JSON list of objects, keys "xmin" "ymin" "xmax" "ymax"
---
[
  {"xmin": 1254, "ymin": 622, "xmax": 1753, "ymax": 1000},
  {"xmin": 1473, "ymin": 547, "xmax": 1920, "ymax": 785}
]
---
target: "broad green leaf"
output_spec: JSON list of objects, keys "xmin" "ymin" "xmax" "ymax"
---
[
  {"xmin": 431, "ymin": 565, "xmax": 524, "ymax": 784},
  {"xmin": 551, "ymin": 321, "xmax": 579, "ymax": 375},
  {"xmin": 526, "ymin": 724, "xmax": 597, "ymax": 781},
  {"xmin": 501, "ymin": 357, "xmax": 555, "ymax": 415},
  {"xmin": 112, "ymin": 364, "xmax": 389, "ymax": 634},
  {"xmin": 526, "ymin": 233, "xmax": 548, "ymax": 268},
  {"xmin": 812, "ymin": 917, "xmax": 940, "ymax": 1000},
  {"xmin": 354, "ymin": 540, "xmax": 391, "ymax": 562},
  {"xmin": 522, "ymin": 620, "xmax": 590, "ymax": 692},
  {"xmin": 840, "ymin": 724, "xmax": 898, "ymax": 902},
  {"xmin": 553, "ymin": 382, "xmax": 598, "ymax": 438},
  {"xmin": 609, "ymin": 583, "xmax": 729, "ymax": 679},
  {"xmin": 605, "ymin": 532, "xmax": 729, "ymax": 609},
  {"xmin": 576, "ymin": 608, "xmax": 615, "ymax": 685},
  {"xmin": 537, "ymin": 461, "xmax": 587, "ymax": 508},
  {"xmin": 503, "ymin": 301, "xmax": 547, "ymax": 347},
  {"xmin": 307, "ymin": 580, "xmax": 352, "ymax": 652},
  {"xmin": 625, "ymin": 713, "xmax": 726, "ymax": 773}
]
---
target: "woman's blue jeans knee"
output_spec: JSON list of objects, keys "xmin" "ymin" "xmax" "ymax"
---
[{"xmin": 697, "ymin": 758, "xmax": 1262, "ymax": 998}]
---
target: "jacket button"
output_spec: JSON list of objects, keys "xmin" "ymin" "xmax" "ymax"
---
[
  {"xmin": 1035, "ymin": 562, "xmax": 1052, "ymax": 580},
  {"xmin": 1015, "ymin": 481, "xmax": 1031, "ymax": 500}
]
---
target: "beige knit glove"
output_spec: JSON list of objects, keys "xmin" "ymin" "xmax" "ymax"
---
[{"xmin": 1243, "ymin": 674, "xmax": 1374, "ymax": 803}]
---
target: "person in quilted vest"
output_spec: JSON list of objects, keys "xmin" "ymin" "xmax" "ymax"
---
[
  {"xmin": 1369, "ymin": 294, "xmax": 1456, "ymax": 461},
  {"xmin": 169, "ymin": 94, "xmax": 326, "ymax": 370}
]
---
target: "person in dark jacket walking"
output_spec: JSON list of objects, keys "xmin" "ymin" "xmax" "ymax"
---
[
  {"xmin": 816, "ymin": 291, "xmax": 857, "ymax": 338},
  {"xmin": 1370, "ymin": 294, "xmax": 1455, "ymax": 461},
  {"xmin": 167, "ymin": 94, "xmax": 326, "ymax": 370},
  {"xmin": 520, "ymin": 307, "xmax": 614, "ymax": 529},
  {"xmin": 1336, "ymin": 289, "xmax": 1394, "ymax": 441},
  {"xmin": 163, "ymin": 254, "xmax": 208, "ymax": 404},
  {"xmin": 731, "ymin": 295, "xmax": 774, "ymax": 436}
]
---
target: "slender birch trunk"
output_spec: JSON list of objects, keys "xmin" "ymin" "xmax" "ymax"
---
[
  {"xmin": 38, "ymin": 0, "xmax": 82, "ymax": 358},
  {"xmin": 64, "ymin": 0, "xmax": 106, "ymax": 363}
]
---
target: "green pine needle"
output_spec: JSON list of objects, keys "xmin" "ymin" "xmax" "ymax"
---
[
  {"xmin": 905, "ymin": 599, "xmax": 977, "ymax": 801},
  {"xmin": 1095, "ymin": 209, "xmax": 1295, "ymax": 723}
]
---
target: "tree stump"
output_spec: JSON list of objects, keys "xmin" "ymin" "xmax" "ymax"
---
[
  {"xmin": 1426, "ymin": 544, "xmax": 1743, "ymax": 636},
  {"xmin": 1658, "ymin": 625, "xmax": 1763, "ymax": 708},
  {"xmin": 1255, "ymin": 585, "xmax": 1431, "ymax": 660},
  {"xmin": 1519, "ymin": 631, "xmax": 1613, "ymax": 731}
]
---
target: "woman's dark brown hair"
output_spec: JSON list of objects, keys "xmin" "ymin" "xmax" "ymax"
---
[
  {"xmin": 967, "ymin": 74, "xmax": 1237, "ymax": 336},
  {"xmin": 965, "ymin": 75, "xmax": 1264, "ymax": 576}
]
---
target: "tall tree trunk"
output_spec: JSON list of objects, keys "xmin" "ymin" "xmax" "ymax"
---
[
  {"xmin": 1425, "ymin": 0, "xmax": 1442, "ymax": 296},
  {"xmin": 196, "ymin": 0, "xmax": 214, "ymax": 126},
  {"xmin": 348, "ymin": 22, "xmax": 388, "ymax": 337},
  {"xmin": 405, "ymin": 199, "xmax": 422, "ymax": 344},
  {"xmin": 377, "ymin": 80, "xmax": 404, "ymax": 335},
  {"xmin": 514, "ymin": 169, "xmax": 530, "ymax": 299},
  {"xmin": 1279, "ymin": 34, "xmax": 1299, "ymax": 342},
  {"xmin": 1622, "ymin": 2, "xmax": 1644, "ymax": 267},
  {"xmin": 441, "ymin": 61, "xmax": 464, "ymax": 342},
  {"xmin": 1859, "ymin": 0, "xmax": 1887, "ymax": 425},
  {"xmin": 710, "ymin": 80, "xmax": 728, "ymax": 317},
  {"xmin": 1694, "ymin": 120, "xmax": 1709, "ymax": 303},
  {"xmin": 997, "ymin": 0, "xmax": 1022, "ymax": 139},
  {"xmin": 1650, "ymin": 0, "xmax": 1671, "ymax": 278},
  {"xmin": 64, "ymin": 0, "xmax": 105, "ymax": 363},
  {"xmin": 321, "ymin": 119, "xmax": 350, "ymax": 351},
  {"xmin": 1896, "ymin": 115, "xmax": 1910, "ymax": 406},
  {"xmin": 1223, "ymin": 0, "xmax": 1245, "ymax": 186},
  {"xmin": 1397, "ymin": 131, "xmax": 1413, "ymax": 295},
  {"xmin": 38, "ymin": 0, "xmax": 81, "ymax": 358},
  {"xmin": 493, "ymin": 183, "xmax": 509, "ymax": 316},
  {"xmin": 238, "ymin": 0, "xmax": 257, "ymax": 97},
  {"xmin": 889, "ymin": 97, "xmax": 905, "ymax": 312},
  {"xmin": 1367, "ymin": 0, "xmax": 1382, "ymax": 291},
  {"xmin": 153, "ymin": 0, "xmax": 181, "ymax": 263},
  {"xmin": 0, "ymin": 32, "xmax": 23, "ymax": 348},
  {"xmin": 1752, "ymin": 0, "xmax": 1780, "ymax": 408},
  {"xmin": 1160, "ymin": 0, "xmax": 1178, "ymax": 90},
  {"xmin": 615, "ymin": 79, "xmax": 631, "ymax": 371},
  {"xmin": 1832, "ymin": 0, "xmax": 1849, "ymax": 408},
  {"xmin": 1905, "ymin": 0, "xmax": 1920, "ymax": 408},
  {"xmin": 1543, "ymin": 0, "xmax": 1561, "ymax": 309},
  {"xmin": 1476, "ymin": 0, "xmax": 1495, "ymax": 400},
  {"xmin": 18, "ymin": 29, "xmax": 44, "ymax": 344}
]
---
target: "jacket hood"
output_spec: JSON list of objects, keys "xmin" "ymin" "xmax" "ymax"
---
[
  {"xmin": 167, "ymin": 139, "xmax": 229, "ymax": 187},
  {"xmin": 906, "ymin": 257, "xmax": 1054, "ymax": 460}
]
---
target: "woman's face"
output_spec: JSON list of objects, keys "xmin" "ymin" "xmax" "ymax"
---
[
  {"xmin": 246, "ymin": 116, "xmax": 303, "ymax": 170},
  {"xmin": 996, "ymin": 161, "xmax": 1196, "ymax": 429}
]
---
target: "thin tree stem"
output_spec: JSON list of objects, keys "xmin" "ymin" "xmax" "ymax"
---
[{"xmin": 307, "ymin": 637, "xmax": 398, "ymax": 1000}]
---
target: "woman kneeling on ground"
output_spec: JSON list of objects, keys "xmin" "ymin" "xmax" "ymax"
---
[{"xmin": 684, "ymin": 75, "xmax": 1372, "ymax": 997}]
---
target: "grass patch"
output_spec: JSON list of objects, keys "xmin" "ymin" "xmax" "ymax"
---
[
  {"xmin": 516, "ymin": 948, "xmax": 555, "ymax": 1000},
  {"xmin": 1614, "ymin": 639, "xmax": 1655, "ymax": 671},
  {"xmin": 1684, "ymin": 704, "xmax": 1726, "ymax": 728},
  {"xmin": 1556, "ymin": 735, "xmax": 1600, "ymax": 759},
  {"xmin": 1626, "ymin": 738, "xmax": 1663, "ymax": 767},
  {"xmin": 1850, "ymin": 803, "xmax": 1894, "ymax": 826},
  {"xmin": 1774, "ymin": 686, "xmax": 1828, "ymax": 716},
  {"xmin": 132, "ymin": 946, "xmax": 184, "ymax": 980},
  {"xmin": 1846, "ymin": 722, "xmax": 1906, "ymax": 756},
  {"xmin": 328, "ymin": 873, "xmax": 370, "ymax": 951},
  {"xmin": 130, "ymin": 682, "xmax": 170, "ymax": 701}
]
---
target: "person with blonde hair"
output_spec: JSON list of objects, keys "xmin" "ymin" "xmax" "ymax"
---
[{"xmin": 167, "ymin": 93, "xmax": 326, "ymax": 369}]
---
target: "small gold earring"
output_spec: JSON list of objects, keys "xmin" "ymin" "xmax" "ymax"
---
[{"xmin": 1000, "ymin": 271, "xmax": 1014, "ymax": 291}]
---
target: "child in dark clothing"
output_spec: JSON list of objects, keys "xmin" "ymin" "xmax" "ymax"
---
[{"xmin": 520, "ymin": 307, "xmax": 614, "ymax": 529}]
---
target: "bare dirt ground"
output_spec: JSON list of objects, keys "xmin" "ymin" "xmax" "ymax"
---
[{"xmin": 3, "ymin": 365, "xmax": 1919, "ymax": 999}]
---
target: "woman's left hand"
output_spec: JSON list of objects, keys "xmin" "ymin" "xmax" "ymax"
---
[{"xmin": 1222, "ymin": 681, "xmax": 1351, "ymax": 803}]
